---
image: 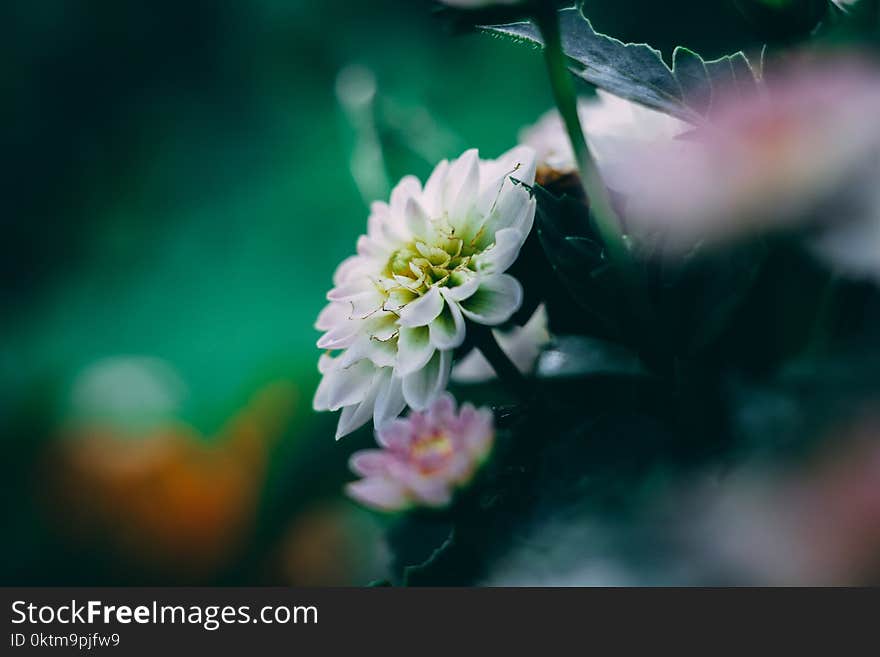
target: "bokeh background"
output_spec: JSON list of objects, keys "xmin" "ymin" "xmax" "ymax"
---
[{"xmin": 1, "ymin": 0, "xmax": 786, "ymax": 585}]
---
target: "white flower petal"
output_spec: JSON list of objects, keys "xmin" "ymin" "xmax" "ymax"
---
[
  {"xmin": 389, "ymin": 175, "xmax": 422, "ymax": 237},
  {"xmin": 337, "ymin": 334, "xmax": 396, "ymax": 369},
  {"xmin": 355, "ymin": 235, "xmax": 383, "ymax": 260},
  {"xmin": 315, "ymin": 301, "xmax": 348, "ymax": 331},
  {"xmin": 404, "ymin": 197, "xmax": 431, "ymax": 242},
  {"xmin": 363, "ymin": 311, "xmax": 399, "ymax": 342},
  {"xmin": 510, "ymin": 145, "xmax": 537, "ymax": 185},
  {"xmin": 443, "ymin": 272, "xmax": 480, "ymax": 302},
  {"xmin": 368, "ymin": 339, "xmax": 398, "ymax": 369},
  {"xmin": 459, "ymin": 274, "xmax": 523, "ymax": 325},
  {"xmin": 318, "ymin": 303, "xmax": 397, "ymax": 354},
  {"xmin": 430, "ymin": 291, "xmax": 466, "ymax": 350},
  {"xmin": 335, "ymin": 375, "xmax": 383, "ymax": 440},
  {"xmin": 444, "ymin": 149, "xmax": 480, "ymax": 230},
  {"xmin": 397, "ymin": 285, "xmax": 444, "ymax": 328},
  {"xmin": 422, "ymin": 159, "xmax": 449, "ymax": 216},
  {"xmin": 317, "ymin": 353, "xmax": 335, "ymax": 375},
  {"xmin": 326, "ymin": 285, "xmax": 383, "ymax": 319},
  {"xmin": 367, "ymin": 200, "xmax": 407, "ymax": 248},
  {"xmin": 449, "ymin": 347, "xmax": 494, "ymax": 384},
  {"xmin": 397, "ymin": 325, "xmax": 436, "ymax": 377},
  {"xmin": 332, "ymin": 255, "xmax": 365, "ymax": 286},
  {"xmin": 316, "ymin": 320, "xmax": 361, "ymax": 350},
  {"xmin": 515, "ymin": 195, "xmax": 536, "ymax": 240},
  {"xmin": 475, "ymin": 227, "xmax": 526, "ymax": 274},
  {"xmin": 479, "ymin": 185, "xmax": 535, "ymax": 245},
  {"xmin": 373, "ymin": 370, "xmax": 406, "ymax": 428},
  {"xmin": 402, "ymin": 350, "xmax": 452, "ymax": 411},
  {"xmin": 477, "ymin": 145, "xmax": 536, "ymax": 212},
  {"xmin": 326, "ymin": 279, "xmax": 369, "ymax": 301},
  {"xmin": 321, "ymin": 359, "xmax": 377, "ymax": 412},
  {"xmin": 452, "ymin": 304, "xmax": 549, "ymax": 383},
  {"xmin": 481, "ymin": 145, "xmax": 536, "ymax": 192}
]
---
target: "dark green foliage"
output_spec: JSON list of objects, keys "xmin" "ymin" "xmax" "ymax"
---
[
  {"xmin": 485, "ymin": 7, "xmax": 763, "ymax": 122},
  {"xmin": 389, "ymin": 88, "xmax": 880, "ymax": 587},
  {"xmin": 733, "ymin": 0, "xmax": 832, "ymax": 42}
]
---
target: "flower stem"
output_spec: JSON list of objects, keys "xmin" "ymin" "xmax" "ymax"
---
[
  {"xmin": 470, "ymin": 325, "xmax": 531, "ymax": 401},
  {"xmin": 534, "ymin": 10, "xmax": 632, "ymax": 276}
]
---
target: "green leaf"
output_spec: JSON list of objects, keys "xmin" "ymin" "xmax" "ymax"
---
[
  {"xmin": 537, "ymin": 335, "xmax": 646, "ymax": 379},
  {"xmin": 532, "ymin": 184, "xmax": 622, "ymax": 339},
  {"xmin": 732, "ymin": 349, "xmax": 880, "ymax": 455},
  {"xmin": 483, "ymin": 7, "xmax": 762, "ymax": 122}
]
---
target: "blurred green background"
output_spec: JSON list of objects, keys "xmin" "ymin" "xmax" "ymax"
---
[
  {"xmin": 1, "ymin": 0, "xmax": 781, "ymax": 585},
  {"xmin": 2, "ymin": 0, "xmax": 556, "ymax": 585}
]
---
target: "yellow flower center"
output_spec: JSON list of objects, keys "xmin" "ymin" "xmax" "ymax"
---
[
  {"xmin": 383, "ymin": 231, "xmax": 480, "ymax": 300},
  {"xmin": 410, "ymin": 430, "xmax": 455, "ymax": 473}
]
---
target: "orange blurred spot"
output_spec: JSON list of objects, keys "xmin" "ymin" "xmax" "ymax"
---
[{"xmin": 45, "ymin": 380, "xmax": 297, "ymax": 582}]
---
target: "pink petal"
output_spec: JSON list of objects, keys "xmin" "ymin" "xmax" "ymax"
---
[
  {"xmin": 376, "ymin": 418, "xmax": 414, "ymax": 450},
  {"xmin": 346, "ymin": 478, "xmax": 411, "ymax": 512},
  {"xmin": 349, "ymin": 450, "xmax": 395, "ymax": 477},
  {"xmin": 409, "ymin": 477, "xmax": 454, "ymax": 508},
  {"xmin": 426, "ymin": 392, "xmax": 457, "ymax": 426},
  {"xmin": 445, "ymin": 452, "xmax": 478, "ymax": 484}
]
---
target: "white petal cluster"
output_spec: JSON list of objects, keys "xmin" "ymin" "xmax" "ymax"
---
[{"xmin": 315, "ymin": 147, "xmax": 537, "ymax": 439}]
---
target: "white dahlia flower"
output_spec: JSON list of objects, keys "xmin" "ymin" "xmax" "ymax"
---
[
  {"xmin": 520, "ymin": 90, "xmax": 688, "ymax": 189},
  {"xmin": 315, "ymin": 147, "xmax": 537, "ymax": 439}
]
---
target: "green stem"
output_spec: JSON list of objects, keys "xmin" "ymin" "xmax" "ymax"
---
[
  {"xmin": 471, "ymin": 326, "xmax": 531, "ymax": 402},
  {"xmin": 534, "ymin": 10, "xmax": 631, "ymax": 276}
]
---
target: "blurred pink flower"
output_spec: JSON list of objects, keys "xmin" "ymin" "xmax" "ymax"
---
[
  {"xmin": 346, "ymin": 393, "xmax": 494, "ymax": 511},
  {"xmin": 614, "ymin": 56, "xmax": 880, "ymax": 251},
  {"xmin": 690, "ymin": 417, "xmax": 880, "ymax": 585}
]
